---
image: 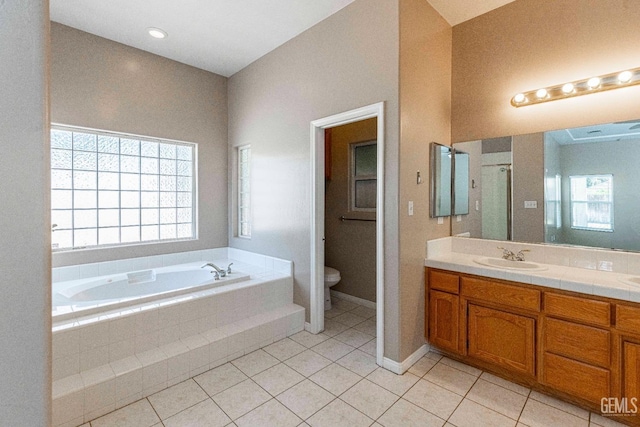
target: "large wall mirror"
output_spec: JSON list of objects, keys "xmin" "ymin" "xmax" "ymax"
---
[{"xmin": 451, "ymin": 118, "xmax": 640, "ymax": 252}]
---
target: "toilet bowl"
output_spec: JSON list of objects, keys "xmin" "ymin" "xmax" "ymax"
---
[{"xmin": 324, "ymin": 266, "xmax": 341, "ymax": 310}]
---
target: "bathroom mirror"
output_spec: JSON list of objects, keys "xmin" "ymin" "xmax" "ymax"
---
[
  {"xmin": 430, "ymin": 142, "xmax": 452, "ymax": 217},
  {"xmin": 451, "ymin": 118, "xmax": 640, "ymax": 252},
  {"xmin": 453, "ymin": 150, "xmax": 469, "ymax": 215}
]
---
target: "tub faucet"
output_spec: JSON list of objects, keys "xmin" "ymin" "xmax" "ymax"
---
[{"xmin": 201, "ymin": 263, "xmax": 226, "ymax": 278}]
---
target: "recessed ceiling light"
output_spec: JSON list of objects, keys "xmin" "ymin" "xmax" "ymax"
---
[{"xmin": 147, "ymin": 27, "xmax": 168, "ymax": 39}]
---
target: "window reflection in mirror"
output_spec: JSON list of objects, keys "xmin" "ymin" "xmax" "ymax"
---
[{"xmin": 451, "ymin": 118, "xmax": 640, "ymax": 252}]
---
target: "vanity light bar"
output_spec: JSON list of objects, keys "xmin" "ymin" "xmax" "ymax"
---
[{"xmin": 511, "ymin": 67, "xmax": 640, "ymax": 107}]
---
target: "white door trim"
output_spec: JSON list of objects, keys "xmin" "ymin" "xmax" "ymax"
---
[{"xmin": 309, "ymin": 102, "xmax": 385, "ymax": 366}]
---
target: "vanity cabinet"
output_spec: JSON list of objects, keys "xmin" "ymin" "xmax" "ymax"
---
[
  {"xmin": 426, "ymin": 270, "xmax": 461, "ymax": 354},
  {"xmin": 425, "ymin": 267, "xmax": 640, "ymax": 423}
]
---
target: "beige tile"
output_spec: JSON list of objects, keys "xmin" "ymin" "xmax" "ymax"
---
[
  {"xmin": 424, "ymin": 362, "xmax": 477, "ymax": 396},
  {"xmin": 366, "ymin": 367, "xmax": 419, "ymax": 397},
  {"xmin": 212, "ymin": 379, "xmax": 271, "ymax": 420},
  {"xmin": 353, "ymin": 319, "xmax": 377, "ymax": 337},
  {"xmin": 323, "ymin": 307, "xmax": 345, "ymax": 319},
  {"xmin": 290, "ymin": 331, "xmax": 330, "ymax": 348},
  {"xmin": 529, "ymin": 390, "xmax": 590, "ymax": 420},
  {"xmin": 350, "ymin": 305, "xmax": 376, "ymax": 319},
  {"xmin": 322, "ymin": 319, "xmax": 350, "ymax": 337},
  {"xmin": 333, "ymin": 329, "xmax": 374, "ymax": 348},
  {"xmin": 252, "ymin": 363, "xmax": 305, "ymax": 396},
  {"xmin": 408, "ymin": 355, "xmax": 438, "ymax": 377},
  {"xmin": 332, "ymin": 312, "xmax": 367, "ymax": 328},
  {"xmin": 311, "ymin": 338, "xmax": 355, "ymax": 361},
  {"xmin": 358, "ymin": 339, "xmax": 377, "ymax": 357},
  {"xmin": 404, "ymin": 378, "xmax": 463, "ymax": 419},
  {"xmin": 148, "ymin": 379, "xmax": 208, "ymax": 420},
  {"xmin": 590, "ymin": 412, "xmax": 627, "ymax": 426},
  {"xmin": 284, "ymin": 350, "xmax": 332, "ymax": 377},
  {"xmin": 519, "ymin": 399, "xmax": 589, "ymax": 427},
  {"xmin": 263, "ymin": 338, "xmax": 306, "ymax": 361},
  {"xmin": 276, "ymin": 379, "xmax": 335, "ymax": 419},
  {"xmin": 195, "ymin": 363, "xmax": 248, "ymax": 397},
  {"xmin": 309, "ymin": 363, "xmax": 361, "ymax": 396},
  {"xmin": 466, "ymin": 379, "xmax": 527, "ymax": 420},
  {"xmin": 336, "ymin": 349, "xmax": 377, "ymax": 377},
  {"xmin": 235, "ymin": 399, "xmax": 302, "ymax": 427},
  {"xmin": 340, "ymin": 379, "xmax": 398, "ymax": 419},
  {"xmin": 231, "ymin": 349, "xmax": 279, "ymax": 377},
  {"xmin": 449, "ymin": 399, "xmax": 516, "ymax": 427},
  {"xmin": 479, "ymin": 372, "xmax": 530, "ymax": 396},
  {"xmin": 439, "ymin": 357, "xmax": 482, "ymax": 377},
  {"xmin": 90, "ymin": 399, "xmax": 160, "ymax": 427},
  {"xmin": 332, "ymin": 298, "xmax": 358, "ymax": 312},
  {"xmin": 425, "ymin": 351, "xmax": 443, "ymax": 361},
  {"xmin": 306, "ymin": 398, "xmax": 373, "ymax": 427},
  {"xmin": 163, "ymin": 399, "xmax": 230, "ymax": 427},
  {"xmin": 377, "ymin": 398, "xmax": 445, "ymax": 427}
]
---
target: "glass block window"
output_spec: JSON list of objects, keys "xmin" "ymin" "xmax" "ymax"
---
[
  {"xmin": 570, "ymin": 174, "xmax": 613, "ymax": 232},
  {"xmin": 238, "ymin": 145, "xmax": 251, "ymax": 238},
  {"xmin": 51, "ymin": 126, "xmax": 197, "ymax": 250},
  {"xmin": 350, "ymin": 140, "xmax": 377, "ymax": 212}
]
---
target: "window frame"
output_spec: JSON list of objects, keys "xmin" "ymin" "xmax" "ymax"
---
[
  {"xmin": 237, "ymin": 145, "xmax": 251, "ymax": 238},
  {"xmin": 50, "ymin": 124, "xmax": 198, "ymax": 251},
  {"xmin": 569, "ymin": 174, "xmax": 614, "ymax": 232},
  {"xmin": 349, "ymin": 139, "xmax": 377, "ymax": 213}
]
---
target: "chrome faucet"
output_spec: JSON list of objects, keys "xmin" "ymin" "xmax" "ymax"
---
[
  {"xmin": 497, "ymin": 247, "xmax": 530, "ymax": 261},
  {"xmin": 201, "ymin": 262, "xmax": 226, "ymax": 278}
]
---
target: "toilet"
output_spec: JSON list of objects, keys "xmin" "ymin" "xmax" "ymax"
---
[{"xmin": 324, "ymin": 266, "xmax": 341, "ymax": 310}]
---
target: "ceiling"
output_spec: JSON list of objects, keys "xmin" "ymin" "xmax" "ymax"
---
[
  {"xmin": 49, "ymin": 0, "xmax": 516, "ymax": 77},
  {"xmin": 547, "ymin": 120, "xmax": 640, "ymax": 145}
]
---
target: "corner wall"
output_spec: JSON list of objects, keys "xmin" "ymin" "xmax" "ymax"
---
[
  {"xmin": 452, "ymin": 0, "xmax": 640, "ymax": 142},
  {"xmin": 50, "ymin": 23, "xmax": 229, "ymax": 267},
  {"xmin": 399, "ymin": 0, "xmax": 452, "ymax": 360},
  {"xmin": 0, "ymin": 1, "xmax": 51, "ymax": 424},
  {"xmin": 228, "ymin": 0, "xmax": 401, "ymax": 359}
]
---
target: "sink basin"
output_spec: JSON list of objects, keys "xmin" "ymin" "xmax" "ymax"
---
[{"xmin": 474, "ymin": 257, "xmax": 548, "ymax": 271}]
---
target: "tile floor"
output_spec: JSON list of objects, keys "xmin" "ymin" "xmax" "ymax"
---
[{"xmin": 84, "ymin": 297, "xmax": 626, "ymax": 427}]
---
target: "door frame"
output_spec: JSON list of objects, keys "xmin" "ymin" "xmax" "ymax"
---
[{"xmin": 309, "ymin": 102, "xmax": 385, "ymax": 366}]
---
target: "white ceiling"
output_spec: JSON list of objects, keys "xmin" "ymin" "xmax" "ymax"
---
[
  {"xmin": 49, "ymin": 0, "xmax": 516, "ymax": 77},
  {"xmin": 547, "ymin": 120, "xmax": 640, "ymax": 145}
]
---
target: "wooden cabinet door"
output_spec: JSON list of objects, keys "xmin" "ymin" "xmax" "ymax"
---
[
  {"xmin": 429, "ymin": 290, "xmax": 460, "ymax": 354},
  {"xmin": 468, "ymin": 304, "xmax": 536, "ymax": 377},
  {"xmin": 624, "ymin": 341, "xmax": 640, "ymax": 401}
]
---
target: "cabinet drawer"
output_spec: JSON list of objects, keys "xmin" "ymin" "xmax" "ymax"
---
[
  {"xmin": 429, "ymin": 270, "xmax": 459, "ymax": 294},
  {"xmin": 544, "ymin": 318, "xmax": 610, "ymax": 368},
  {"xmin": 616, "ymin": 304, "xmax": 640, "ymax": 334},
  {"xmin": 542, "ymin": 353, "xmax": 610, "ymax": 405},
  {"xmin": 462, "ymin": 277, "xmax": 540, "ymax": 312},
  {"xmin": 544, "ymin": 293, "xmax": 610, "ymax": 327}
]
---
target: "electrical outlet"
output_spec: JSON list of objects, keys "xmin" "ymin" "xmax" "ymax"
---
[{"xmin": 524, "ymin": 201, "xmax": 537, "ymax": 209}]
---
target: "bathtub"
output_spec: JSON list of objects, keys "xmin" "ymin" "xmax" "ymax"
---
[{"xmin": 52, "ymin": 262, "xmax": 250, "ymax": 322}]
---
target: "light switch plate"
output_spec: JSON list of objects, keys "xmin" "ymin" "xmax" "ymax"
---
[
  {"xmin": 437, "ymin": 217, "xmax": 444, "ymax": 225},
  {"xmin": 408, "ymin": 201, "xmax": 414, "ymax": 216}
]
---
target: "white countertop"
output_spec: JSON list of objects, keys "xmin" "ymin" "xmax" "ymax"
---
[{"xmin": 425, "ymin": 252, "xmax": 640, "ymax": 304}]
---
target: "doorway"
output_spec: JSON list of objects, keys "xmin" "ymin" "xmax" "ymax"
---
[{"xmin": 309, "ymin": 102, "xmax": 385, "ymax": 366}]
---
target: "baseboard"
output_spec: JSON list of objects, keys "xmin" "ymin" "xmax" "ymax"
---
[
  {"xmin": 304, "ymin": 322, "xmax": 313, "ymax": 332},
  {"xmin": 330, "ymin": 290, "xmax": 376, "ymax": 309},
  {"xmin": 382, "ymin": 343, "xmax": 430, "ymax": 374}
]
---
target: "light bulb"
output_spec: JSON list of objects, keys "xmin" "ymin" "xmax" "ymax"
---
[
  {"xmin": 619, "ymin": 70, "xmax": 633, "ymax": 83},
  {"xmin": 147, "ymin": 27, "xmax": 168, "ymax": 39},
  {"xmin": 587, "ymin": 77, "xmax": 601, "ymax": 89},
  {"xmin": 513, "ymin": 93, "xmax": 526, "ymax": 103},
  {"xmin": 562, "ymin": 83, "xmax": 575, "ymax": 94},
  {"xmin": 536, "ymin": 88, "xmax": 548, "ymax": 99}
]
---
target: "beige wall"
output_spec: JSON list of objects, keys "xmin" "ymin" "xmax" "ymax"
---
[
  {"xmin": 399, "ymin": 0, "xmax": 452, "ymax": 359},
  {"xmin": 512, "ymin": 133, "xmax": 545, "ymax": 242},
  {"xmin": 50, "ymin": 23, "xmax": 229, "ymax": 267},
  {"xmin": 0, "ymin": 1, "xmax": 51, "ymax": 425},
  {"xmin": 325, "ymin": 119, "xmax": 377, "ymax": 303},
  {"xmin": 452, "ymin": 0, "xmax": 640, "ymax": 143},
  {"xmin": 228, "ymin": 0, "xmax": 401, "ymax": 358}
]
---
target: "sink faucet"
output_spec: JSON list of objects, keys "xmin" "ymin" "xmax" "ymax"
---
[{"xmin": 497, "ymin": 247, "xmax": 530, "ymax": 261}]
